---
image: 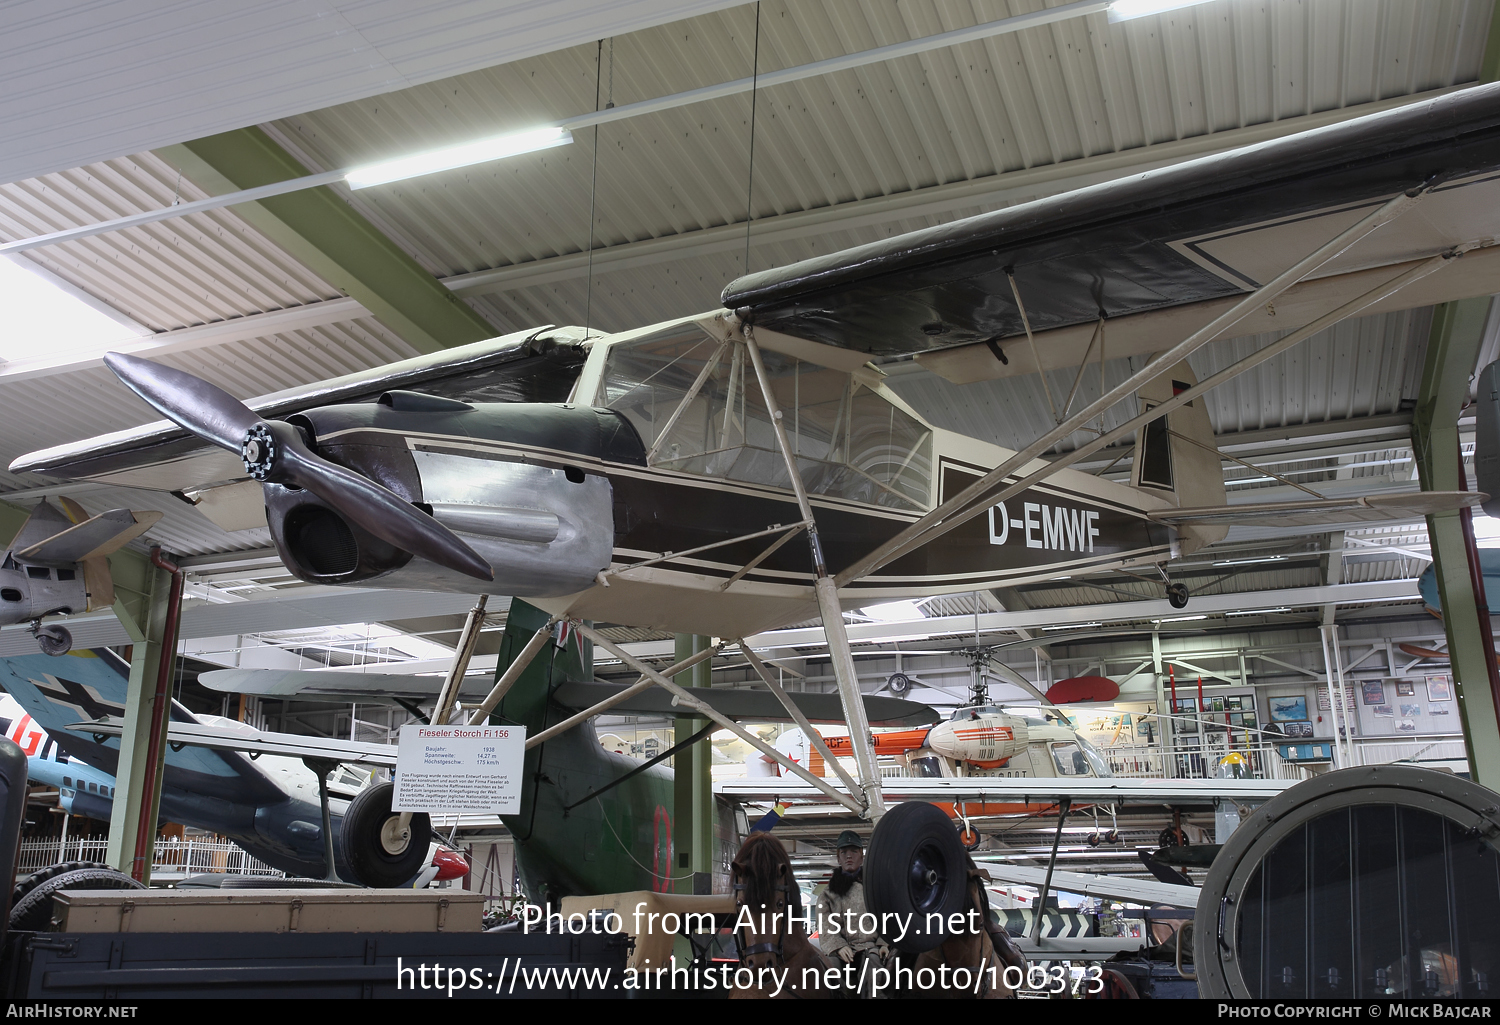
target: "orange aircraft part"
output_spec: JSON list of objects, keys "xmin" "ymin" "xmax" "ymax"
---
[{"xmin": 823, "ymin": 728, "xmax": 931, "ymax": 756}]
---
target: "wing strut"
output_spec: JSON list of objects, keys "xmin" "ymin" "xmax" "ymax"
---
[
  {"xmin": 741, "ymin": 327, "xmax": 886, "ymax": 818},
  {"xmin": 738, "ymin": 640, "xmax": 862, "ymax": 796},
  {"xmin": 1030, "ymin": 798, "xmax": 1072, "ymax": 945},
  {"xmin": 523, "ymin": 642, "xmax": 724, "ymax": 750},
  {"xmin": 575, "ymin": 622, "xmax": 866, "ymax": 815},
  {"xmin": 430, "ymin": 595, "xmax": 489, "ymax": 727},
  {"xmin": 832, "ymin": 189, "xmax": 1438, "ymax": 586}
]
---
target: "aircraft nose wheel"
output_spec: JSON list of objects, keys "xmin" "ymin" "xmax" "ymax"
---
[
  {"xmin": 959, "ymin": 824, "xmax": 982, "ymax": 849},
  {"xmin": 30, "ymin": 621, "xmax": 71, "ymax": 657},
  {"xmin": 1166, "ymin": 582, "xmax": 1190, "ymax": 609}
]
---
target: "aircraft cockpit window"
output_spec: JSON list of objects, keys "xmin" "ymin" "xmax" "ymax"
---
[
  {"xmin": 909, "ymin": 755, "xmax": 943, "ymax": 778},
  {"xmin": 25, "ymin": 567, "xmax": 49, "ymax": 580},
  {"xmin": 0, "ymin": 589, "xmax": 19, "ymax": 602},
  {"xmin": 1074, "ymin": 735, "xmax": 1113, "ymax": 777},
  {"xmin": 598, "ymin": 328, "xmax": 932, "ymax": 511},
  {"xmin": 1050, "ymin": 741, "xmax": 1089, "ymax": 776}
]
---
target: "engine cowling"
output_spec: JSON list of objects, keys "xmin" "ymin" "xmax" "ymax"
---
[{"xmin": 925, "ymin": 713, "xmax": 1030, "ymax": 766}]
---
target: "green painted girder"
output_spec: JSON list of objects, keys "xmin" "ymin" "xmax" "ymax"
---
[
  {"xmin": 156, "ymin": 128, "xmax": 497, "ymax": 354},
  {"xmin": 1413, "ymin": 297, "xmax": 1500, "ymax": 785}
]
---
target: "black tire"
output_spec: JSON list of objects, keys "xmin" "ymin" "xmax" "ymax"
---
[
  {"xmin": 13, "ymin": 860, "xmax": 110, "ymax": 906},
  {"xmin": 35, "ymin": 625, "xmax": 71, "ymax": 657},
  {"xmin": 865, "ymin": 801, "xmax": 970, "ymax": 953},
  {"xmin": 1158, "ymin": 826, "xmax": 1190, "ymax": 848},
  {"xmin": 9, "ymin": 866, "xmax": 143, "ymax": 932},
  {"xmin": 337, "ymin": 781, "xmax": 431, "ymax": 888},
  {"xmin": 1166, "ymin": 583, "xmax": 1189, "ymax": 609}
]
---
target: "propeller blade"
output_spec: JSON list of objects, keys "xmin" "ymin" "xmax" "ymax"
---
[
  {"xmin": 265, "ymin": 422, "xmax": 494, "ymax": 582},
  {"xmin": 104, "ymin": 352, "xmax": 260, "ymax": 453},
  {"xmin": 103, "ymin": 353, "xmax": 493, "ymax": 582}
]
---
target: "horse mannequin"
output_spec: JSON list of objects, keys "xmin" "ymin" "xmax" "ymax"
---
[{"xmin": 730, "ymin": 832, "xmax": 835, "ymax": 999}]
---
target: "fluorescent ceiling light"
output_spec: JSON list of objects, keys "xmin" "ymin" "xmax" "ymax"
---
[
  {"xmin": 1226, "ymin": 607, "xmax": 1292, "ymax": 616},
  {"xmin": 1042, "ymin": 622, "xmax": 1103, "ymax": 631},
  {"xmin": 1108, "ymin": 0, "xmax": 1214, "ymax": 21},
  {"xmin": 1213, "ymin": 555, "xmax": 1287, "ymax": 567},
  {"xmin": 850, "ymin": 632, "xmax": 934, "ymax": 645},
  {"xmin": 1153, "ymin": 614, "xmax": 1207, "ymax": 623},
  {"xmin": 344, "ymin": 127, "xmax": 573, "ymax": 189},
  {"xmin": 860, "ymin": 600, "xmax": 926, "ymax": 622},
  {"xmin": 0, "ymin": 258, "xmax": 143, "ymax": 362}
]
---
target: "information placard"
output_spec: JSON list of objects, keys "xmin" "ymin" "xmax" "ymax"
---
[{"xmin": 392, "ymin": 724, "xmax": 525, "ymax": 813}]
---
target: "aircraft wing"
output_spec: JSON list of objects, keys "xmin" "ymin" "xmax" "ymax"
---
[
  {"xmin": 722, "ymin": 83, "xmax": 1500, "ymax": 361},
  {"xmin": 979, "ymin": 863, "xmax": 1198, "ymax": 909},
  {"xmin": 0, "ymin": 649, "xmax": 286, "ymax": 805},
  {"xmin": 7, "ymin": 324, "xmax": 591, "ymax": 494},
  {"xmin": 715, "ymin": 776, "xmax": 1294, "ymax": 807},
  {"xmin": 68, "ymin": 715, "xmax": 398, "ymax": 768},
  {"xmin": 16, "ymin": 509, "xmax": 162, "ymax": 565},
  {"xmin": 1149, "ymin": 491, "xmax": 1482, "ymax": 527},
  {"xmin": 553, "ymin": 681, "xmax": 939, "ymax": 727},
  {"xmin": 198, "ymin": 669, "xmax": 940, "ymax": 725},
  {"xmin": 199, "ymin": 668, "xmax": 494, "ymax": 703}
]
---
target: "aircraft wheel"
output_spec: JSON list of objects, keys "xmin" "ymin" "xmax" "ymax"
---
[
  {"xmin": 887, "ymin": 672, "xmax": 912, "ymax": 696},
  {"xmin": 1158, "ymin": 826, "xmax": 1190, "ymax": 848},
  {"xmin": 959, "ymin": 824, "xmax": 982, "ymax": 849},
  {"xmin": 33, "ymin": 624, "xmax": 71, "ymax": 657},
  {"xmin": 865, "ymin": 801, "xmax": 969, "ymax": 954},
  {"xmin": 10, "ymin": 866, "xmax": 143, "ymax": 932},
  {"xmin": 338, "ymin": 781, "xmax": 432, "ymax": 888},
  {"xmin": 1166, "ymin": 583, "xmax": 1189, "ymax": 609}
]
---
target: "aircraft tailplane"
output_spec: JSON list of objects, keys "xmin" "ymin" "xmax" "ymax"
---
[{"xmin": 1129, "ymin": 359, "xmax": 1228, "ymax": 555}]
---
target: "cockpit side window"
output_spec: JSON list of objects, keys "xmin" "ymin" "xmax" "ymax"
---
[{"xmin": 598, "ymin": 328, "xmax": 932, "ymax": 511}]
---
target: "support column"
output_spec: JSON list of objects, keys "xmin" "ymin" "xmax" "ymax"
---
[
  {"xmin": 672, "ymin": 634, "xmax": 714, "ymax": 895},
  {"xmin": 1412, "ymin": 296, "xmax": 1500, "ymax": 785},
  {"xmin": 104, "ymin": 556, "xmax": 176, "ymax": 879}
]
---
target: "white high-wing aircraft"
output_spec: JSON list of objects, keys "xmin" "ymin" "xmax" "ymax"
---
[
  {"xmin": 13, "ymin": 88, "xmax": 1500, "ymax": 645},
  {"xmin": 8, "ymin": 82, "xmax": 1500, "ymax": 920}
]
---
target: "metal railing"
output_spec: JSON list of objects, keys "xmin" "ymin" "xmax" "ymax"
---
[{"xmin": 17, "ymin": 837, "xmax": 285, "ymax": 878}]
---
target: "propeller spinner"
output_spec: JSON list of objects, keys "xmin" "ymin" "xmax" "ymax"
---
[{"xmin": 103, "ymin": 352, "xmax": 494, "ymax": 582}]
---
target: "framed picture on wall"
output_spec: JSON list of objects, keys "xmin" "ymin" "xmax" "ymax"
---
[
  {"xmin": 1373, "ymin": 705, "xmax": 1393, "ymax": 717},
  {"xmin": 1362, "ymin": 681, "xmax": 1387, "ymax": 705},
  {"xmin": 1396, "ymin": 681, "xmax": 1416, "ymax": 697},
  {"xmin": 1270, "ymin": 695, "xmax": 1309, "ymax": 722},
  {"xmin": 1426, "ymin": 675, "xmax": 1453, "ymax": 702},
  {"xmin": 1400, "ymin": 704, "xmax": 1421, "ymax": 717}
]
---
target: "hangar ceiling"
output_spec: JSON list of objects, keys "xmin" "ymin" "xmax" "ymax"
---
[{"xmin": 0, "ymin": 0, "xmax": 1496, "ymax": 715}]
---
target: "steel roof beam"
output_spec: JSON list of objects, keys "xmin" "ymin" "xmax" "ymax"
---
[{"xmin": 156, "ymin": 128, "xmax": 497, "ymax": 354}]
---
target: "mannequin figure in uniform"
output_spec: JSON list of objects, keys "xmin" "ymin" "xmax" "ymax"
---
[{"xmin": 816, "ymin": 830, "xmax": 890, "ymax": 994}]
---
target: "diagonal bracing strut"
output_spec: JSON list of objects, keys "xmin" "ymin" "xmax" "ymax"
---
[{"xmin": 833, "ymin": 188, "xmax": 1434, "ymax": 586}]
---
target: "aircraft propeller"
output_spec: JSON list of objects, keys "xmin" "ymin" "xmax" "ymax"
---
[{"xmin": 103, "ymin": 352, "xmax": 494, "ymax": 581}]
